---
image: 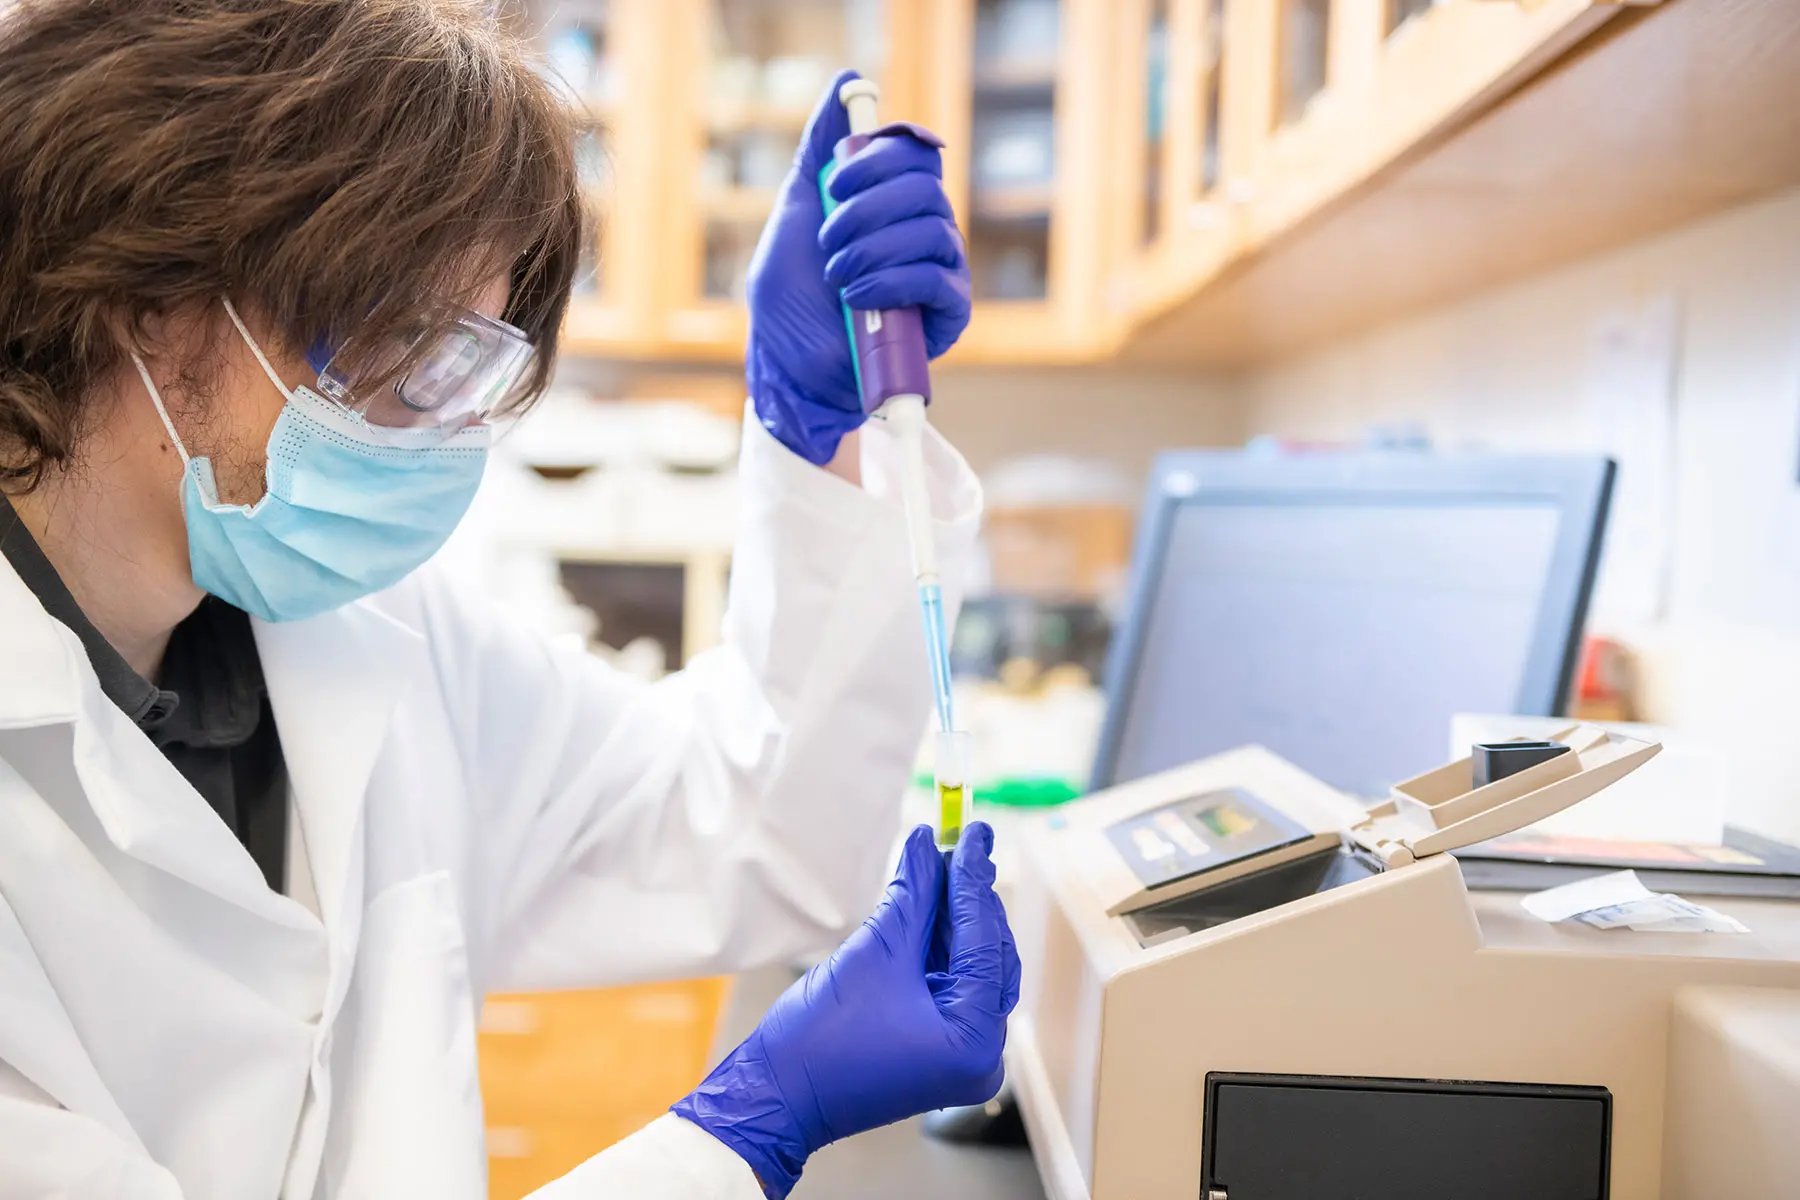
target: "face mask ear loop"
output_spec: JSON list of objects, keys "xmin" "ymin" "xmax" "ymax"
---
[
  {"xmin": 131, "ymin": 353, "xmax": 193, "ymax": 470},
  {"xmin": 221, "ymin": 297, "xmax": 298, "ymax": 404}
]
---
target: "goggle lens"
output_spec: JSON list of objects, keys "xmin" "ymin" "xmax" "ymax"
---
[{"xmin": 315, "ymin": 307, "xmax": 536, "ymax": 436}]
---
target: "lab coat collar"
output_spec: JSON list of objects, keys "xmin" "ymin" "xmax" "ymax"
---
[
  {"xmin": 0, "ymin": 554, "xmax": 313, "ymax": 931},
  {"xmin": 0, "ymin": 552, "xmax": 424, "ymax": 1016},
  {"xmin": 0, "ymin": 552, "xmax": 82, "ymax": 729}
]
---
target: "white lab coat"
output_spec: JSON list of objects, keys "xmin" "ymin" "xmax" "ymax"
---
[{"xmin": 0, "ymin": 416, "xmax": 981, "ymax": 1199}]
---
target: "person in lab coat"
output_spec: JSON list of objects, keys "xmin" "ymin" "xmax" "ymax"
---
[{"xmin": 0, "ymin": 3, "xmax": 1015, "ymax": 1198}]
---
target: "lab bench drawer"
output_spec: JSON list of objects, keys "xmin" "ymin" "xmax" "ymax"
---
[{"xmin": 479, "ymin": 978, "xmax": 731, "ymax": 1199}]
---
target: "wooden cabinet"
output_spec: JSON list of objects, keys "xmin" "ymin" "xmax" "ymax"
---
[
  {"xmin": 548, "ymin": 0, "xmax": 1800, "ymax": 371},
  {"xmin": 1113, "ymin": 0, "xmax": 1800, "ymax": 366},
  {"xmin": 534, "ymin": 0, "xmax": 666, "ymax": 355},
  {"xmin": 555, "ymin": 0, "xmax": 921, "ymax": 363},
  {"xmin": 655, "ymin": 0, "xmax": 924, "ymax": 360},
  {"xmin": 1221, "ymin": 0, "xmax": 1632, "ymax": 253},
  {"xmin": 1110, "ymin": 0, "xmax": 1243, "ymax": 336},
  {"xmin": 922, "ymin": 0, "xmax": 1120, "ymax": 363},
  {"xmin": 553, "ymin": 0, "xmax": 1118, "ymax": 365}
]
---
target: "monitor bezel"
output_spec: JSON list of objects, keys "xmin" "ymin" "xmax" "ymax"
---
[{"xmin": 1088, "ymin": 451, "xmax": 1616, "ymax": 793}]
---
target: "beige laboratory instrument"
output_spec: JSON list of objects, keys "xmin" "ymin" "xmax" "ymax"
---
[{"xmin": 1006, "ymin": 725, "xmax": 1800, "ymax": 1200}]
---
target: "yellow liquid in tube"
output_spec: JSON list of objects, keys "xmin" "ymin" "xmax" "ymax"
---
[
  {"xmin": 937, "ymin": 781, "xmax": 964, "ymax": 848},
  {"xmin": 935, "ymin": 730, "xmax": 971, "ymax": 848}
]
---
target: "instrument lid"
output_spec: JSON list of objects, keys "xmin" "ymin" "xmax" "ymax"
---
[{"xmin": 1349, "ymin": 724, "xmax": 1662, "ymax": 867}]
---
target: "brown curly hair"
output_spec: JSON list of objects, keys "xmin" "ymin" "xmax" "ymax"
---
[{"xmin": 0, "ymin": 0, "xmax": 585, "ymax": 490}]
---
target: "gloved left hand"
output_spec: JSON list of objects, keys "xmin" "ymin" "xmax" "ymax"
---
[
  {"xmin": 673, "ymin": 823, "xmax": 1020, "ymax": 1198},
  {"xmin": 746, "ymin": 68, "xmax": 972, "ymax": 466}
]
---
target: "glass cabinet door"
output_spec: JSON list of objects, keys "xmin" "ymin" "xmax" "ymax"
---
[
  {"xmin": 659, "ymin": 0, "xmax": 896, "ymax": 351},
  {"xmin": 1121, "ymin": 0, "xmax": 1237, "ymax": 250},
  {"xmin": 529, "ymin": 1, "xmax": 622, "ymax": 300},
  {"xmin": 931, "ymin": 0, "xmax": 1113, "ymax": 361},
  {"xmin": 1198, "ymin": 0, "xmax": 1227, "ymax": 196},
  {"xmin": 524, "ymin": 0, "xmax": 668, "ymax": 352},
  {"xmin": 1141, "ymin": 0, "xmax": 1171, "ymax": 246},
  {"xmin": 967, "ymin": 0, "xmax": 1061, "ymax": 302},
  {"xmin": 1386, "ymin": 0, "xmax": 1440, "ymax": 37},
  {"xmin": 696, "ymin": 0, "xmax": 889, "ymax": 302},
  {"xmin": 1276, "ymin": 0, "xmax": 1330, "ymax": 127}
]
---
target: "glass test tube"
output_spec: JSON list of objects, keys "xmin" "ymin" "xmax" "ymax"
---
[{"xmin": 936, "ymin": 728, "xmax": 972, "ymax": 848}]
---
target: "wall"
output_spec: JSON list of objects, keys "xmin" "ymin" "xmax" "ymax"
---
[
  {"xmin": 929, "ymin": 367, "xmax": 1243, "ymax": 478},
  {"xmin": 1234, "ymin": 189, "xmax": 1800, "ymax": 843},
  {"xmin": 551, "ymin": 361, "xmax": 1245, "ymax": 480}
]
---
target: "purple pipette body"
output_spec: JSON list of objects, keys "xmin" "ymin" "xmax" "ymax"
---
[{"xmin": 831, "ymin": 119, "xmax": 942, "ymax": 416}]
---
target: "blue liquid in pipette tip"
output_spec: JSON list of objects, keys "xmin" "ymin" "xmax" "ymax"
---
[{"xmin": 918, "ymin": 582, "xmax": 955, "ymax": 732}]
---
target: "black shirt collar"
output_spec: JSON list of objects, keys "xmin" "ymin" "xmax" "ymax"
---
[
  {"xmin": 154, "ymin": 594, "xmax": 267, "ymax": 748},
  {"xmin": 0, "ymin": 492, "xmax": 264, "ymax": 746}
]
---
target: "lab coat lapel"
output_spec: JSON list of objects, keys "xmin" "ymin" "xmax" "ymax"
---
[
  {"xmin": 256, "ymin": 599, "xmax": 425, "ymax": 1025},
  {"xmin": 0, "ymin": 558, "xmax": 315, "ymax": 928}
]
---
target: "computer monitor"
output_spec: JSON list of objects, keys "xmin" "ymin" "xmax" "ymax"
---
[{"xmin": 1091, "ymin": 452, "xmax": 1614, "ymax": 798}]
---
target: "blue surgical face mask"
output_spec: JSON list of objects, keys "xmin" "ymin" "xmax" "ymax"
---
[{"xmin": 131, "ymin": 304, "xmax": 490, "ymax": 622}]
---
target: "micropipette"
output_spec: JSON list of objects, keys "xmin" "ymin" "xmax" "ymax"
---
[{"xmin": 820, "ymin": 78, "xmax": 966, "ymax": 847}]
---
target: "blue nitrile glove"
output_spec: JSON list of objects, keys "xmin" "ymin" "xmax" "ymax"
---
[
  {"xmin": 746, "ymin": 68, "xmax": 972, "ymax": 466},
  {"xmin": 673, "ymin": 823, "xmax": 1020, "ymax": 1198}
]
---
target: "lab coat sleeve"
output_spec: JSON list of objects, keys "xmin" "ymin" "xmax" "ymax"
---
[
  {"xmin": 420, "ymin": 413, "xmax": 982, "ymax": 989},
  {"xmin": 526, "ymin": 1115, "xmax": 763, "ymax": 1200},
  {"xmin": 0, "ymin": 1062, "xmax": 184, "ymax": 1198}
]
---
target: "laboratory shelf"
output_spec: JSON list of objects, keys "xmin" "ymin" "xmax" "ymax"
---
[
  {"xmin": 971, "ymin": 184, "xmax": 1056, "ymax": 222},
  {"xmin": 971, "ymin": 60, "xmax": 1060, "ymax": 96},
  {"xmin": 700, "ymin": 187, "xmax": 780, "ymax": 224},
  {"xmin": 704, "ymin": 101, "xmax": 815, "ymax": 136}
]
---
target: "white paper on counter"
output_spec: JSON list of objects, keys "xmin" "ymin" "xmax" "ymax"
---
[
  {"xmin": 1521, "ymin": 869, "xmax": 1748, "ymax": 933},
  {"xmin": 1522, "ymin": 869, "xmax": 1653, "ymax": 922}
]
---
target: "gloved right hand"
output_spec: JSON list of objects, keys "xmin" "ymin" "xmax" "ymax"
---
[
  {"xmin": 673, "ymin": 823, "xmax": 1020, "ymax": 1198},
  {"xmin": 745, "ymin": 69, "xmax": 971, "ymax": 466}
]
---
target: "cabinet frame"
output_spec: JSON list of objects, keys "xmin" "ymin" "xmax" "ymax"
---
[
  {"xmin": 1111, "ymin": 0, "xmax": 1254, "ymax": 332},
  {"xmin": 561, "ymin": 0, "xmax": 669, "ymax": 356},
  {"xmin": 927, "ymin": 0, "xmax": 1120, "ymax": 365}
]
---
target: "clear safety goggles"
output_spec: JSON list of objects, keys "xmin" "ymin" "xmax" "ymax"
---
[{"xmin": 310, "ymin": 306, "xmax": 537, "ymax": 437}]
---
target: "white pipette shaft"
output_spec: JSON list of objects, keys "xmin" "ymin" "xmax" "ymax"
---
[
  {"xmin": 836, "ymin": 80, "xmax": 953, "ymax": 732},
  {"xmin": 882, "ymin": 394, "xmax": 937, "ymax": 586}
]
